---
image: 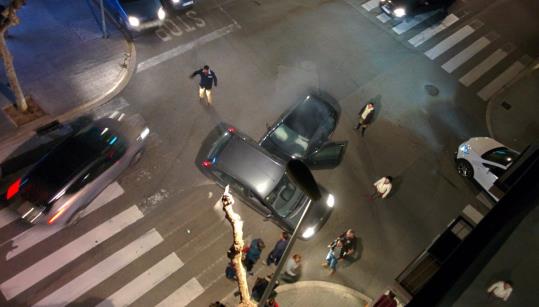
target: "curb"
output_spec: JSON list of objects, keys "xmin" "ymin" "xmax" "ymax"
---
[
  {"xmin": 276, "ymin": 280, "xmax": 372, "ymax": 304},
  {"xmin": 485, "ymin": 57, "xmax": 539, "ymax": 139},
  {"xmin": 0, "ymin": 13, "xmax": 137, "ymax": 166}
]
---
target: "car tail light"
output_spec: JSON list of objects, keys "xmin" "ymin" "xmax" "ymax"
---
[
  {"xmin": 6, "ymin": 178, "xmax": 22, "ymax": 200},
  {"xmin": 227, "ymin": 127, "xmax": 236, "ymax": 133},
  {"xmin": 48, "ymin": 206, "xmax": 67, "ymax": 225},
  {"xmin": 202, "ymin": 160, "xmax": 212, "ymax": 168}
]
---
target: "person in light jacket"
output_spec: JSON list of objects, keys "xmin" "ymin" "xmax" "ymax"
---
[
  {"xmin": 371, "ymin": 176, "xmax": 393, "ymax": 199},
  {"xmin": 487, "ymin": 280, "xmax": 513, "ymax": 301},
  {"xmin": 355, "ymin": 102, "xmax": 375, "ymax": 136}
]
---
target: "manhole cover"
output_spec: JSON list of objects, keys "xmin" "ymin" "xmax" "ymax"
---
[{"xmin": 425, "ymin": 84, "xmax": 439, "ymax": 96}]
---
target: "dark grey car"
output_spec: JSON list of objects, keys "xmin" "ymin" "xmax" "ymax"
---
[
  {"xmin": 4, "ymin": 115, "xmax": 149, "ymax": 226},
  {"xmin": 259, "ymin": 95, "xmax": 347, "ymax": 169},
  {"xmin": 196, "ymin": 123, "xmax": 335, "ymax": 239}
]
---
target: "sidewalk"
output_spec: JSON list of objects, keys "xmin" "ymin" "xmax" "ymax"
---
[
  {"xmin": 0, "ymin": 0, "xmax": 135, "ymax": 167},
  {"xmin": 486, "ymin": 59, "xmax": 539, "ymax": 151}
]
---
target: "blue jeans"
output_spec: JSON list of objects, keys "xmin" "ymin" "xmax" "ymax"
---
[{"xmin": 326, "ymin": 250, "xmax": 338, "ymax": 270}]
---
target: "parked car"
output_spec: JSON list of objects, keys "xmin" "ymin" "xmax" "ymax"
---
[
  {"xmin": 259, "ymin": 95, "xmax": 347, "ymax": 169},
  {"xmin": 379, "ymin": 0, "xmax": 453, "ymax": 19},
  {"xmin": 3, "ymin": 115, "xmax": 149, "ymax": 225},
  {"xmin": 161, "ymin": 0, "xmax": 194, "ymax": 10},
  {"xmin": 455, "ymin": 137, "xmax": 519, "ymax": 201},
  {"xmin": 106, "ymin": 0, "xmax": 166, "ymax": 31},
  {"xmin": 196, "ymin": 123, "xmax": 335, "ymax": 239}
]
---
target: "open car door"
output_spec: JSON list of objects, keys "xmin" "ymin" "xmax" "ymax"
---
[{"xmin": 305, "ymin": 141, "xmax": 347, "ymax": 169}]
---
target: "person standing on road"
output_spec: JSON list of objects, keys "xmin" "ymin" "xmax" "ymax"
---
[
  {"xmin": 355, "ymin": 102, "xmax": 375, "ymax": 136},
  {"xmin": 243, "ymin": 238, "xmax": 265, "ymax": 275},
  {"xmin": 264, "ymin": 231, "xmax": 289, "ymax": 266},
  {"xmin": 487, "ymin": 280, "xmax": 513, "ymax": 301},
  {"xmin": 190, "ymin": 65, "xmax": 218, "ymax": 105},
  {"xmin": 370, "ymin": 176, "xmax": 393, "ymax": 200}
]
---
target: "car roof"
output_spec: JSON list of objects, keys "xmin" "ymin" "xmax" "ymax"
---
[
  {"xmin": 467, "ymin": 137, "xmax": 507, "ymax": 156},
  {"xmin": 216, "ymin": 135, "xmax": 285, "ymax": 197}
]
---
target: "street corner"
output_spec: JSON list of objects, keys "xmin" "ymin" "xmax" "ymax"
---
[{"xmin": 275, "ymin": 280, "xmax": 372, "ymax": 307}]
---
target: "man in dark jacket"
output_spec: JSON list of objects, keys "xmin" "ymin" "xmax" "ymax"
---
[
  {"xmin": 243, "ymin": 238, "xmax": 265, "ymax": 275},
  {"xmin": 190, "ymin": 65, "xmax": 218, "ymax": 105},
  {"xmin": 265, "ymin": 231, "xmax": 289, "ymax": 266},
  {"xmin": 337, "ymin": 229, "xmax": 357, "ymax": 258},
  {"xmin": 355, "ymin": 102, "xmax": 375, "ymax": 136}
]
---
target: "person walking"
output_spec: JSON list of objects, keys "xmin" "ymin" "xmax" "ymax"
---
[
  {"xmin": 487, "ymin": 280, "xmax": 513, "ymax": 301},
  {"xmin": 282, "ymin": 254, "xmax": 302, "ymax": 282},
  {"xmin": 264, "ymin": 231, "xmax": 289, "ymax": 266},
  {"xmin": 322, "ymin": 238, "xmax": 343, "ymax": 275},
  {"xmin": 370, "ymin": 176, "xmax": 393, "ymax": 200},
  {"xmin": 189, "ymin": 65, "xmax": 218, "ymax": 105},
  {"xmin": 243, "ymin": 238, "xmax": 265, "ymax": 275},
  {"xmin": 355, "ymin": 102, "xmax": 375, "ymax": 136}
]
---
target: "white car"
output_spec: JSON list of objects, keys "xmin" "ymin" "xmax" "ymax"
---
[{"xmin": 455, "ymin": 137, "xmax": 519, "ymax": 201}]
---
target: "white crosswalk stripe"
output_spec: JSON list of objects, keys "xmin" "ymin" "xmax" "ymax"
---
[
  {"xmin": 478, "ymin": 61, "xmax": 525, "ymax": 101},
  {"xmin": 392, "ymin": 11, "xmax": 437, "ymax": 35},
  {"xmin": 442, "ymin": 37, "xmax": 491, "ymax": 73},
  {"xmin": 0, "ymin": 205, "xmax": 143, "ymax": 300},
  {"xmin": 408, "ymin": 14, "xmax": 459, "ymax": 47},
  {"xmin": 361, "ymin": 0, "xmax": 380, "ymax": 11},
  {"xmin": 459, "ymin": 49, "xmax": 509, "ymax": 86},
  {"xmin": 35, "ymin": 228, "xmax": 163, "ymax": 306},
  {"xmin": 156, "ymin": 277, "xmax": 205, "ymax": 307},
  {"xmin": 5, "ymin": 182, "xmax": 124, "ymax": 260},
  {"xmin": 97, "ymin": 252, "xmax": 183, "ymax": 307},
  {"xmin": 425, "ymin": 25, "xmax": 475, "ymax": 60},
  {"xmin": 376, "ymin": 13, "xmax": 391, "ymax": 23},
  {"xmin": 0, "ymin": 208, "xmax": 17, "ymax": 228}
]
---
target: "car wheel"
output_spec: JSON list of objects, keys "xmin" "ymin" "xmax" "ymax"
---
[
  {"xmin": 67, "ymin": 208, "xmax": 85, "ymax": 227},
  {"xmin": 456, "ymin": 159, "xmax": 474, "ymax": 178},
  {"xmin": 130, "ymin": 149, "xmax": 144, "ymax": 166}
]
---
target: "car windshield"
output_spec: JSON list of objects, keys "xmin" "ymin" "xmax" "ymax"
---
[
  {"xmin": 482, "ymin": 147, "xmax": 519, "ymax": 166},
  {"xmin": 24, "ymin": 126, "xmax": 124, "ymax": 205},
  {"xmin": 264, "ymin": 174, "xmax": 303, "ymax": 218},
  {"xmin": 267, "ymin": 99, "xmax": 337, "ymax": 158}
]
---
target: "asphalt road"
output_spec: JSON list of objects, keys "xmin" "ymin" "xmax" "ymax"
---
[{"xmin": 1, "ymin": 0, "xmax": 537, "ymax": 306}]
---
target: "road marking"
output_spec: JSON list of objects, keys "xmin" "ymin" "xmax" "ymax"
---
[
  {"xmin": 0, "ymin": 208, "xmax": 18, "ymax": 228},
  {"xmin": 94, "ymin": 97, "xmax": 130, "ymax": 120},
  {"xmin": 425, "ymin": 25, "xmax": 475, "ymax": 59},
  {"xmin": 5, "ymin": 182, "xmax": 124, "ymax": 260},
  {"xmin": 155, "ymin": 277, "xmax": 204, "ymax": 307},
  {"xmin": 137, "ymin": 23, "xmax": 241, "ymax": 73},
  {"xmin": 361, "ymin": 0, "xmax": 380, "ymax": 11},
  {"xmin": 97, "ymin": 252, "xmax": 183, "ymax": 307},
  {"xmin": 392, "ymin": 11, "xmax": 437, "ymax": 35},
  {"xmin": 0, "ymin": 206, "xmax": 143, "ymax": 300},
  {"xmin": 35, "ymin": 229, "xmax": 163, "ymax": 306},
  {"xmin": 376, "ymin": 13, "xmax": 391, "ymax": 23},
  {"xmin": 441, "ymin": 36, "xmax": 490, "ymax": 73},
  {"xmin": 408, "ymin": 14, "xmax": 459, "ymax": 47},
  {"xmin": 459, "ymin": 49, "xmax": 508, "ymax": 86},
  {"xmin": 478, "ymin": 61, "xmax": 525, "ymax": 101}
]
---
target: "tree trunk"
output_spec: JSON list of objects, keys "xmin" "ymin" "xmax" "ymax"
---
[
  {"xmin": 220, "ymin": 186, "xmax": 256, "ymax": 307},
  {"xmin": 0, "ymin": 29, "xmax": 27, "ymax": 112}
]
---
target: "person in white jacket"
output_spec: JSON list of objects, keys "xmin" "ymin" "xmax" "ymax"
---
[
  {"xmin": 371, "ymin": 176, "xmax": 393, "ymax": 199},
  {"xmin": 487, "ymin": 280, "xmax": 513, "ymax": 301}
]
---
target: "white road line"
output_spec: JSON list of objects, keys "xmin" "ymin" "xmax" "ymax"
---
[
  {"xmin": 5, "ymin": 182, "xmax": 124, "ymax": 261},
  {"xmin": 137, "ymin": 23, "xmax": 241, "ymax": 73},
  {"xmin": 441, "ymin": 36, "xmax": 490, "ymax": 73},
  {"xmin": 459, "ymin": 49, "xmax": 508, "ymax": 86},
  {"xmin": 0, "ymin": 206, "xmax": 143, "ymax": 300},
  {"xmin": 94, "ymin": 97, "xmax": 130, "ymax": 120},
  {"xmin": 0, "ymin": 208, "xmax": 18, "ymax": 228},
  {"xmin": 156, "ymin": 277, "xmax": 204, "ymax": 307},
  {"xmin": 376, "ymin": 13, "xmax": 391, "ymax": 23},
  {"xmin": 425, "ymin": 25, "xmax": 475, "ymax": 60},
  {"xmin": 409, "ymin": 14, "xmax": 459, "ymax": 47},
  {"xmin": 478, "ymin": 61, "xmax": 525, "ymax": 101},
  {"xmin": 361, "ymin": 0, "xmax": 380, "ymax": 11},
  {"xmin": 392, "ymin": 11, "xmax": 437, "ymax": 35},
  {"xmin": 35, "ymin": 229, "xmax": 163, "ymax": 307},
  {"xmin": 97, "ymin": 253, "xmax": 183, "ymax": 307}
]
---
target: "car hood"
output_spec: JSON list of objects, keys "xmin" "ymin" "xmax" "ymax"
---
[
  {"xmin": 286, "ymin": 187, "xmax": 333, "ymax": 237},
  {"xmin": 121, "ymin": 0, "xmax": 161, "ymax": 19}
]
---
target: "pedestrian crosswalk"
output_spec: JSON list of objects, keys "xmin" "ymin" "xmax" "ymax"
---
[{"xmin": 349, "ymin": 0, "xmax": 531, "ymax": 101}]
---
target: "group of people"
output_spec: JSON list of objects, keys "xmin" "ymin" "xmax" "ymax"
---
[{"xmin": 322, "ymin": 229, "xmax": 357, "ymax": 275}]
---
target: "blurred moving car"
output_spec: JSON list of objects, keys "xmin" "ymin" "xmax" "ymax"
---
[
  {"xmin": 3, "ymin": 115, "xmax": 149, "ymax": 225},
  {"xmin": 196, "ymin": 123, "xmax": 335, "ymax": 239},
  {"xmin": 259, "ymin": 95, "xmax": 347, "ymax": 169},
  {"xmin": 161, "ymin": 0, "xmax": 194, "ymax": 10},
  {"xmin": 379, "ymin": 0, "xmax": 453, "ymax": 19},
  {"xmin": 455, "ymin": 137, "xmax": 520, "ymax": 201},
  {"xmin": 106, "ymin": 0, "xmax": 166, "ymax": 31}
]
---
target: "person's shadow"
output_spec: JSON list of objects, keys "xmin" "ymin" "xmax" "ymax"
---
[{"xmin": 387, "ymin": 176, "xmax": 403, "ymax": 199}]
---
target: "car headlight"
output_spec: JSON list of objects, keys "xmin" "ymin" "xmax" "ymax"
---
[
  {"xmin": 172, "ymin": 0, "xmax": 180, "ymax": 3},
  {"xmin": 393, "ymin": 8, "xmax": 406, "ymax": 17},
  {"xmin": 326, "ymin": 194, "xmax": 335, "ymax": 208},
  {"xmin": 158, "ymin": 7, "xmax": 166, "ymax": 20},
  {"xmin": 302, "ymin": 226, "xmax": 316, "ymax": 239},
  {"xmin": 138, "ymin": 127, "xmax": 150, "ymax": 141},
  {"xmin": 459, "ymin": 144, "xmax": 470, "ymax": 155},
  {"xmin": 128, "ymin": 16, "xmax": 140, "ymax": 27}
]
